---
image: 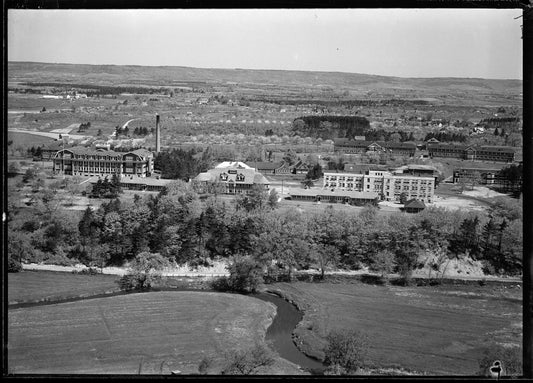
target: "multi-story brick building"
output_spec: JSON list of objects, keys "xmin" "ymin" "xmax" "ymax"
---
[
  {"xmin": 323, "ymin": 169, "xmax": 435, "ymax": 203},
  {"xmin": 52, "ymin": 147, "xmax": 154, "ymax": 177}
]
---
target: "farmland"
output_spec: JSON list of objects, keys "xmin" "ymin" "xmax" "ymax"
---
[
  {"xmin": 271, "ymin": 281, "xmax": 522, "ymax": 375},
  {"xmin": 7, "ymin": 271, "xmax": 522, "ymax": 375},
  {"xmin": 8, "ymin": 290, "xmax": 301, "ymax": 374}
]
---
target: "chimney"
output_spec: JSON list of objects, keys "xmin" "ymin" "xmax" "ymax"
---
[{"xmin": 155, "ymin": 114, "xmax": 160, "ymax": 153}]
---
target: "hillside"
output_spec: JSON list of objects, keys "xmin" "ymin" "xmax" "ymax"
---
[{"xmin": 8, "ymin": 61, "xmax": 522, "ymax": 98}]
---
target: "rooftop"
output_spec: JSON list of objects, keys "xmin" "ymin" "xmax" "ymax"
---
[{"xmin": 289, "ymin": 188, "xmax": 379, "ymax": 199}]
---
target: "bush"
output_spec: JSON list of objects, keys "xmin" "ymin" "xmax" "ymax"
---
[
  {"xmin": 72, "ymin": 267, "xmax": 102, "ymax": 275},
  {"xmin": 478, "ymin": 344, "xmax": 522, "ymax": 378},
  {"xmin": 197, "ymin": 356, "xmax": 213, "ymax": 375},
  {"xmin": 210, "ymin": 276, "xmax": 231, "ymax": 292},
  {"xmin": 324, "ymin": 329, "xmax": 368, "ymax": 374},
  {"xmin": 221, "ymin": 344, "xmax": 275, "ymax": 375},
  {"xmin": 8, "ymin": 257, "xmax": 23, "ymax": 272},
  {"xmin": 117, "ymin": 274, "xmax": 137, "ymax": 291}
]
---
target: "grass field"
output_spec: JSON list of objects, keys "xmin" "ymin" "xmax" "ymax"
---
[
  {"xmin": 270, "ymin": 281, "xmax": 522, "ymax": 375},
  {"xmin": 8, "ymin": 131, "xmax": 56, "ymax": 148},
  {"xmin": 8, "ymin": 271, "xmax": 120, "ymax": 304},
  {"xmin": 7, "ymin": 271, "xmax": 302, "ymax": 375},
  {"xmin": 8, "ymin": 291, "xmax": 293, "ymax": 374}
]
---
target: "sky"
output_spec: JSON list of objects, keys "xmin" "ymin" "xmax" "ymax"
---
[{"xmin": 8, "ymin": 8, "xmax": 523, "ymax": 79}]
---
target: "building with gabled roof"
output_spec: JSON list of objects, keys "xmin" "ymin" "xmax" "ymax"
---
[
  {"xmin": 246, "ymin": 161, "xmax": 284, "ymax": 174},
  {"xmin": 403, "ymin": 199, "xmax": 426, "ymax": 213},
  {"xmin": 52, "ymin": 146, "xmax": 154, "ymax": 177},
  {"xmin": 427, "ymin": 143, "xmax": 515, "ymax": 162},
  {"xmin": 334, "ymin": 139, "xmax": 416, "ymax": 157},
  {"xmin": 194, "ymin": 164, "xmax": 270, "ymax": 195}
]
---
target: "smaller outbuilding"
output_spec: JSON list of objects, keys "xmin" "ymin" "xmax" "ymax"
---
[{"xmin": 402, "ymin": 199, "xmax": 426, "ymax": 213}]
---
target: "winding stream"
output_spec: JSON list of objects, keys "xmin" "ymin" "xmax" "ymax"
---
[{"xmin": 255, "ymin": 292, "xmax": 325, "ymax": 374}]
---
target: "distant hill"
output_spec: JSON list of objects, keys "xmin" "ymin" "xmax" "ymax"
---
[{"xmin": 8, "ymin": 61, "xmax": 522, "ymax": 96}]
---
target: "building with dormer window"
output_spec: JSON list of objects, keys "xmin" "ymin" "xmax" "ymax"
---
[
  {"xmin": 194, "ymin": 162, "xmax": 270, "ymax": 194},
  {"xmin": 52, "ymin": 147, "xmax": 154, "ymax": 177}
]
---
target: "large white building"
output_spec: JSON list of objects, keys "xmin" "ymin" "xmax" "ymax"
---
[
  {"xmin": 194, "ymin": 162, "xmax": 270, "ymax": 195},
  {"xmin": 323, "ymin": 169, "xmax": 435, "ymax": 203}
]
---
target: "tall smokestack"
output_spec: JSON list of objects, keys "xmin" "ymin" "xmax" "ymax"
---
[{"xmin": 155, "ymin": 114, "xmax": 160, "ymax": 153}]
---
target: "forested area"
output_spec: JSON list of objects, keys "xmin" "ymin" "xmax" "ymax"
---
[{"xmin": 8, "ymin": 177, "xmax": 523, "ymax": 279}]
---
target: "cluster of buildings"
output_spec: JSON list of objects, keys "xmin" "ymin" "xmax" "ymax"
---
[{"xmin": 334, "ymin": 137, "xmax": 516, "ymax": 163}]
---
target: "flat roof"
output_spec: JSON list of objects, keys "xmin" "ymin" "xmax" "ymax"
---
[
  {"xmin": 90, "ymin": 176, "xmax": 173, "ymax": 186},
  {"xmin": 290, "ymin": 188, "xmax": 379, "ymax": 199}
]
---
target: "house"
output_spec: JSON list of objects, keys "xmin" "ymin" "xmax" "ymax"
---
[
  {"xmin": 275, "ymin": 162, "xmax": 293, "ymax": 175},
  {"xmin": 403, "ymin": 199, "xmax": 426, "ymax": 213},
  {"xmin": 292, "ymin": 160, "xmax": 310, "ymax": 174},
  {"xmin": 41, "ymin": 142, "xmax": 67, "ymax": 160},
  {"xmin": 52, "ymin": 147, "xmax": 154, "ymax": 177},
  {"xmin": 194, "ymin": 164, "xmax": 270, "ymax": 195}
]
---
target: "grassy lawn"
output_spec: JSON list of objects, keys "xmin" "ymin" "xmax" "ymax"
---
[
  {"xmin": 270, "ymin": 281, "xmax": 522, "ymax": 375},
  {"xmin": 8, "ymin": 291, "xmax": 299, "ymax": 374},
  {"xmin": 8, "ymin": 271, "xmax": 120, "ymax": 304},
  {"xmin": 8, "ymin": 131, "xmax": 56, "ymax": 148}
]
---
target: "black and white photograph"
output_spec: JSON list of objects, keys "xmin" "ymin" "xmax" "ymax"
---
[{"xmin": 4, "ymin": 5, "xmax": 529, "ymax": 377}]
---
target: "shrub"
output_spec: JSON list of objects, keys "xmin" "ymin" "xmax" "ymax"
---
[
  {"xmin": 198, "ymin": 356, "xmax": 213, "ymax": 375},
  {"xmin": 72, "ymin": 267, "xmax": 102, "ymax": 275},
  {"xmin": 117, "ymin": 274, "xmax": 137, "ymax": 291},
  {"xmin": 221, "ymin": 344, "xmax": 275, "ymax": 375},
  {"xmin": 8, "ymin": 256, "xmax": 23, "ymax": 272},
  {"xmin": 478, "ymin": 344, "xmax": 522, "ymax": 378},
  {"xmin": 324, "ymin": 329, "xmax": 368, "ymax": 374},
  {"xmin": 210, "ymin": 276, "xmax": 231, "ymax": 292}
]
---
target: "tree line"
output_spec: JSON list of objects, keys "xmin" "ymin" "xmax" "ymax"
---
[
  {"xmin": 424, "ymin": 132, "xmax": 468, "ymax": 143},
  {"xmin": 8, "ymin": 175, "xmax": 522, "ymax": 279},
  {"xmin": 21, "ymin": 82, "xmax": 172, "ymax": 97}
]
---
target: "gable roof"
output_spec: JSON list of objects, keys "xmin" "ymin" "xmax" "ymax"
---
[
  {"xmin": 198, "ymin": 167, "xmax": 269, "ymax": 185},
  {"xmin": 246, "ymin": 161, "xmax": 283, "ymax": 171},
  {"xmin": 215, "ymin": 161, "xmax": 252, "ymax": 169},
  {"xmin": 404, "ymin": 199, "xmax": 426, "ymax": 209}
]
